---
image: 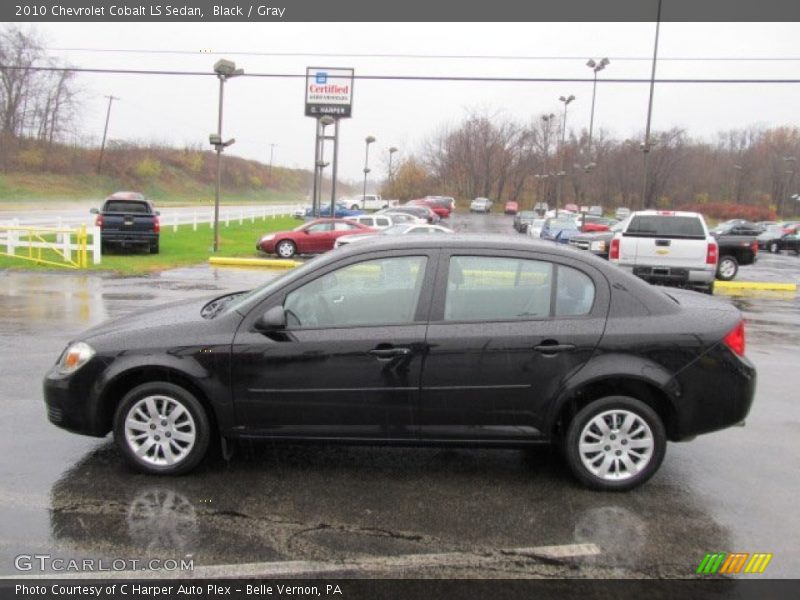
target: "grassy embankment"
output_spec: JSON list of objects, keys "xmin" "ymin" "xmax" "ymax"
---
[{"xmin": 0, "ymin": 216, "xmax": 298, "ymax": 275}]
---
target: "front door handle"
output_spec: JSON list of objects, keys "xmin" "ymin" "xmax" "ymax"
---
[
  {"xmin": 533, "ymin": 342, "xmax": 576, "ymax": 354},
  {"xmin": 369, "ymin": 347, "xmax": 411, "ymax": 360}
]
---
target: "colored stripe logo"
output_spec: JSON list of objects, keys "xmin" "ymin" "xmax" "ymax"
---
[{"xmin": 697, "ymin": 552, "xmax": 773, "ymax": 574}]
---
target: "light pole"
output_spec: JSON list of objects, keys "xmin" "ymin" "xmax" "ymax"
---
[
  {"xmin": 97, "ymin": 94, "xmax": 120, "ymax": 173},
  {"xmin": 585, "ymin": 57, "xmax": 609, "ymax": 161},
  {"xmin": 362, "ymin": 135, "xmax": 376, "ymax": 203},
  {"xmin": 268, "ymin": 143, "xmax": 276, "ymax": 184},
  {"xmin": 556, "ymin": 95, "xmax": 575, "ymax": 214},
  {"xmin": 388, "ymin": 146, "xmax": 398, "ymax": 182},
  {"xmin": 541, "ymin": 114, "xmax": 555, "ymax": 209},
  {"xmin": 782, "ymin": 156, "xmax": 796, "ymax": 217},
  {"xmin": 732, "ymin": 164, "xmax": 743, "ymax": 204},
  {"xmin": 210, "ymin": 59, "xmax": 243, "ymax": 253}
]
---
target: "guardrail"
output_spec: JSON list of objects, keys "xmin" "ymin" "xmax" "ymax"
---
[{"xmin": 0, "ymin": 220, "xmax": 101, "ymax": 268}]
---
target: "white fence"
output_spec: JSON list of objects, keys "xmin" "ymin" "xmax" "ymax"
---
[
  {"xmin": 162, "ymin": 205, "xmax": 293, "ymax": 232},
  {"xmin": 0, "ymin": 220, "xmax": 101, "ymax": 268}
]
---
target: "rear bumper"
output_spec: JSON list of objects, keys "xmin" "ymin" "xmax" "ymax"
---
[
  {"xmin": 618, "ymin": 264, "xmax": 715, "ymax": 286},
  {"xmin": 669, "ymin": 344, "xmax": 757, "ymax": 440},
  {"xmin": 101, "ymin": 232, "xmax": 158, "ymax": 246}
]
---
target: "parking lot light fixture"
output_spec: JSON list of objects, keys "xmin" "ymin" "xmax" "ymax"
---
[
  {"xmin": 211, "ymin": 59, "xmax": 244, "ymax": 253},
  {"xmin": 586, "ymin": 57, "xmax": 609, "ymax": 164},
  {"xmin": 557, "ymin": 95, "xmax": 575, "ymax": 213},
  {"xmin": 363, "ymin": 136, "xmax": 376, "ymax": 202}
]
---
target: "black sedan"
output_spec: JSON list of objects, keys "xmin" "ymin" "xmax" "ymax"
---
[{"xmin": 44, "ymin": 236, "xmax": 755, "ymax": 491}]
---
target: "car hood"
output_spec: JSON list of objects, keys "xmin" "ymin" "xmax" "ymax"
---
[{"xmin": 77, "ymin": 296, "xmax": 214, "ymax": 343}]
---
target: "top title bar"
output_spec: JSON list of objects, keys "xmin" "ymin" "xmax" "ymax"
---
[{"xmin": 4, "ymin": 0, "xmax": 800, "ymax": 22}]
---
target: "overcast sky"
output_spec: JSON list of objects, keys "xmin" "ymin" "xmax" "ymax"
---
[{"xmin": 32, "ymin": 21, "xmax": 800, "ymax": 183}]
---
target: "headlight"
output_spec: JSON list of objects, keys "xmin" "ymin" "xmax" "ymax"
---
[
  {"xmin": 57, "ymin": 342, "xmax": 95, "ymax": 374},
  {"xmin": 590, "ymin": 241, "xmax": 606, "ymax": 252},
  {"xmin": 259, "ymin": 234, "xmax": 276, "ymax": 243}
]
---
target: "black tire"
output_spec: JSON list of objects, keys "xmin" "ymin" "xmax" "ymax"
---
[
  {"xmin": 563, "ymin": 396, "xmax": 667, "ymax": 491},
  {"xmin": 716, "ymin": 255, "xmax": 738, "ymax": 281},
  {"xmin": 769, "ymin": 241, "xmax": 779, "ymax": 253},
  {"xmin": 350, "ymin": 204, "xmax": 360, "ymax": 210},
  {"xmin": 113, "ymin": 382, "xmax": 211, "ymax": 476},
  {"xmin": 275, "ymin": 239, "xmax": 297, "ymax": 259},
  {"xmin": 149, "ymin": 242, "xmax": 160, "ymax": 254}
]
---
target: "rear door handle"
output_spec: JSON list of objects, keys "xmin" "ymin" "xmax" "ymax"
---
[
  {"xmin": 369, "ymin": 347, "xmax": 411, "ymax": 360},
  {"xmin": 533, "ymin": 343, "xmax": 576, "ymax": 354}
]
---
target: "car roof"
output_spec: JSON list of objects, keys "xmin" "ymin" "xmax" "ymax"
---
[{"xmin": 106, "ymin": 191, "xmax": 146, "ymax": 201}]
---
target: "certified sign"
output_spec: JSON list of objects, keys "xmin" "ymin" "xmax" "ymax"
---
[{"xmin": 305, "ymin": 67, "xmax": 354, "ymax": 118}]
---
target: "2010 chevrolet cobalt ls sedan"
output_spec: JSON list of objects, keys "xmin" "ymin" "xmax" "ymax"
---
[{"xmin": 44, "ymin": 235, "xmax": 756, "ymax": 490}]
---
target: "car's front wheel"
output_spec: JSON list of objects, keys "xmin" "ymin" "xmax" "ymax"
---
[
  {"xmin": 275, "ymin": 239, "xmax": 297, "ymax": 258},
  {"xmin": 564, "ymin": 396, "xmax": 666, "ymax": 491},
  {"xmin": 113, "ymin": 382, "xmax": 211, "ymax": 475},
  {"xmin": 769, "ymin": 241, "xmax": 780, "ymax": 253}
]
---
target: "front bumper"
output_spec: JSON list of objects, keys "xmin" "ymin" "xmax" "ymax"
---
[{"xmin": 43, "ymin": 360, "xmax": 110, "ymax": 438}]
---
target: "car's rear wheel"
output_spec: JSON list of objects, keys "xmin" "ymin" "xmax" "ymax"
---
[
  {"xmin": 275, "ymin": 239, "xmax": 297, "ymax": 258},
  {"xmin": 113, "ymin": 382, "xmax": 210, "ymax": 475},
  {"xmin": 564, "ymin": 396, "xmax": 666, "ymax": 491},
  {"xmin": 350, "ymin": 204, "xmax": 359, "ymax": 210},
  {"xmin": 149, "ymin": 242, "xmax": 160, "ymax": 254},
  {"xmin": 716, "ymin": 255, "xmax": 738, "ymax": 281}
]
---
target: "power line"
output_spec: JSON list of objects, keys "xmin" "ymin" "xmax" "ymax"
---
[
  {"xmin": 3, "ymin": 64, "xmax": 800, "ymax": 84},
  {"xmin": 45, "ymin": 47, "xmax": 800, "ymax": 62}
]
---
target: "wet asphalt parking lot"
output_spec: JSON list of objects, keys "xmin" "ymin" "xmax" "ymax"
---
[{"xmin": 0, "ymin": 212, "xmax": 798, "ymax": 578}]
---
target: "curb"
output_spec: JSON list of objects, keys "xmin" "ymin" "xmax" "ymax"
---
[
  {"xmin": 209, "ymin": 257, "xmax": 302, "ymax": 269},
  {"xmin": 715, "ymin": 280, "xmax": 796, "ymax": 292}
]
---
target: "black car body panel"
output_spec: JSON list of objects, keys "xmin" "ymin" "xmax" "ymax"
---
[{"xmin": 44, "ymin": 236, "xmax": 755, "ymax": 455}]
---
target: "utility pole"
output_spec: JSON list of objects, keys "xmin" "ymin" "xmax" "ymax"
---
[
  {"xmin": 641, "ymin": 0, "xmax": 663, "ymax": 210},
  {"xmin": 97, "ymin": 95, "xmax": 119, "ymax": 173},
  {"xmin": 268, "ymin": 143, "xmax": 276, "ymax": 183}
]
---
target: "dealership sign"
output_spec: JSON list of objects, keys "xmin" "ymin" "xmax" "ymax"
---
[{"xmin": 305, "ymin": 67, "xmax": 354, "ymax": 118}]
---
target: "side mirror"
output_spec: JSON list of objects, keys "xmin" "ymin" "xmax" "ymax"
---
[
  {"xmin": 254, "ymin": 305, "xmax": 286, "ymax": 332},
  {"xmin": 89, "ymin": 208, "xmax": 99, "ymax": 214}
]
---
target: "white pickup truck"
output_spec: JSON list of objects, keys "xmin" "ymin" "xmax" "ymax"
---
[
  {"xmin": 609, "ymin": 210, "xmax": 718, "ymax": 294},
  {"xmin": 344, "ymin": 194, "xmax": 398, "ymax": 211}
]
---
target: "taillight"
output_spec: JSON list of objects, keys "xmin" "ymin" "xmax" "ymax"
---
[
  {"xmin": 153, "ymin": 216, "xmax": 160, "ymax": 233},
  {"xmin": 751, "ymin": 240, "xmax": 758, "ymax": 255},
  {"xmin": 723, "ymin": 320, "xmax": 746, "ymax": 356},
  {"xmin": 706, "ymin": 242, "xmax": 718, "ymax": 265},
  {"xmin": 609, "ymin": 238, "xmax": 620, "ymax": 260},
  {"xmin": 95, "ymin": 215, "xmax": 103, "ymax": 228}
]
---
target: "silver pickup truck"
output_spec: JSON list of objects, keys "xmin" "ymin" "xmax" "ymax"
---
[{"xmin": 609, "ymin": 210, "xmax": 718, "ymax": 294}]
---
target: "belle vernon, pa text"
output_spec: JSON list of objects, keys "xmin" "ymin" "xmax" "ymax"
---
[{"xmin": 43, "ymin": 5, "xmax": 286, "ymax": 18}]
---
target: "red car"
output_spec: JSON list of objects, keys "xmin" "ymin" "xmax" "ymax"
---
[
  {"xmin": 504, "ymin": 201, "xmax": 519, "ymax": 215},
  {"xmin": 256, "ymin": 218, "xmax": 374, "ymax": 258},
  {"xmin": 408, "ymin": 196, "xmax": 453, "ymax": 218}
]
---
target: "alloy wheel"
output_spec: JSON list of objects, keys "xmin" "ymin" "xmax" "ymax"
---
[
  {"xmin": 578, "ymin": 409, "xmax": 655, "ymax": 482},
  {"xmin": 124, "ymin": 395, "xmax": 197, "ymax": 467}
]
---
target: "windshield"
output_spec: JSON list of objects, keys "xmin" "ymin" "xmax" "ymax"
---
[{"xmin": 223, "ymin": 266, "xmax": 307, "ymax": 316}]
